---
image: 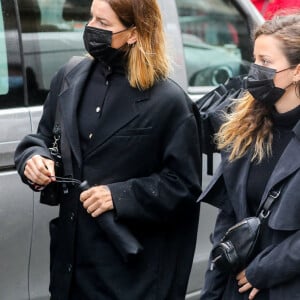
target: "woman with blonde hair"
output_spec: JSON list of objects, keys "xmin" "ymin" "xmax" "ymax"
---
[
  {"xmin": 14, "ymin": 0, "xmax": 202, "ymax": 299},
  {"xmin": 199, "ymin": 12, "xmax": 300, "ymax": 300}
]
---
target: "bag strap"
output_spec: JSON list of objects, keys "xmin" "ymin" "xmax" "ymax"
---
[
  {"xmin": 53, "ymin": 56, "xmax": 85, "ymax": 189},
  {"xmin": 257, "ymin": 185, "xmax": 283, "ymax": 220}
]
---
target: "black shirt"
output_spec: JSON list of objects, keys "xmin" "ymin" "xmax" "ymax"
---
[
  {"xmin": 247, "ymin": 105, "xmax": 300, "ymax": 215},
  {"xmin": 77, "ymin": 58, "xmax": 125, "ymax": 154}
]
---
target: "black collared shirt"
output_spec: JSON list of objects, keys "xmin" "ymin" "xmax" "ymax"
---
[{"xmin": 77, "ymin": 58, "xmax": 125, "ymax": 153}]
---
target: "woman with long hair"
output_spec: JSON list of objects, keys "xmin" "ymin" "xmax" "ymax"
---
[{"xmin": 200, "ymin": 12, "xmax": 300, "ymax": 300}]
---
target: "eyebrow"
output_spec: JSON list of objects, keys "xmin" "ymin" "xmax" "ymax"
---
[
  {"xmin": 90, "ymin": 11, "xmax": 110, "ymax": 24},
  {"xmin": 254, "ymin": 54, "xmax": 272, "ymax": 59}
]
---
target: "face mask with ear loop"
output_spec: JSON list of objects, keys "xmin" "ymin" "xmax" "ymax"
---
[
  {"xmin": 246, "ymin": 63, "xmax": 296, "ymax": 107},
  {"xmin": 83, "ymin": 25, "xmax": 131, "ymax": 64}
]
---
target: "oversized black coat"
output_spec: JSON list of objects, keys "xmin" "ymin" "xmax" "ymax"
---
[
  {"xmin": 14, "ymin": 57, "xmax": 202, "ymax": 300},
  {"xmin": 199, "ymin": 121, "xmax": 300, "ymax": 300}
]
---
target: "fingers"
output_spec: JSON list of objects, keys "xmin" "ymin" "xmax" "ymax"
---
[
  {"xmin": 235, "ymin": 270, "xmax": 247, "ymax": 282},
  {"xmin": 80, "ymin": 185, "xmax": 113, "ymax": 217},
  {"xmin": 249, "ymin": 288, "xmax": 260, "ymax": 300},
  {"xmin": 236, "ymin": 270, "xmax": 246, "ymax": 280},
  {"xmin": 236, "ymin": 270, "xmax": 247, "ymax": 285},
  {"xmin": 43, "ymin": 158, "xmax": 55, "ymax": 177},
  {"xmin": 238, "ymin": 282, "xmax": 252, "ymax": 293},
  {"xmin": 236, "ymin": 269, "xmax": 260, "ymax": 299},
  {"xmin": 24, "ymin": 155, "xmax": 55, "ymax": 186},
  {"xmin": 236, "ymin": 269, "xmax": 252, "ymax": 292}
]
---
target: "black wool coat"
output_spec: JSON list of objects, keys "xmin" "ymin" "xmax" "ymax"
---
[
  {"xmin": 15, "ymin": 57, "xmax": 202, "ymax": 300},
  {"xmin": 199, "ymin": 120, "xmax": 300, "ymax": 300}
]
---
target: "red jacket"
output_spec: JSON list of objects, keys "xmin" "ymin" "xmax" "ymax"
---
[{"xmin": 252, "ymin": 0, "xmax": 300, "ymax": 19}]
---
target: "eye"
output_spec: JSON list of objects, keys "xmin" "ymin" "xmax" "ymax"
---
[
  {"xmin": 254, "ymin": 57, "xmax": 270, "ymax": 66},
  {"xmin": 88, "ymin": 15, "xmax": 108, "ymax": 28},
  {"xmin": 98, "ymin": 20, "xmax": 107, "ymax": 26},
  {"xmin": 261, "ymin": 58, "xmax": 269, "ymax": 66}
]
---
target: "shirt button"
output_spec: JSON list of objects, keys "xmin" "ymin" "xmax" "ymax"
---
[
  {"xmin": 96, "ymin": 106, "xmax": 101, "ymax": 113},
  {"xmin": 67, "ymin": 264, "xmax": 73, "ymax": 272},
  {"xmin": 105, "ymin": 80, "xmax": 109, "ymax": 85},
  {"xmin": 89, "ymin": 133, "xmax": 93, "ymax": 139},
  {"xmin": 70, "ymin": 212, "xmax": 75, "ymax": 221}
]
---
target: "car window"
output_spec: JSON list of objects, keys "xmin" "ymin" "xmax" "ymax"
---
[
  {"xmin": 0, "ymin": 1, "xmax": 8, "ymax": 96},
  {"xmin": 175, "ymin": 0, "xmax": 253, "ymax": 87},
  {"xmin": 0, "ymin": 0, "xmax": 25, "ymax": 108},
  {"xmin": 18, "ymin": 0, "xmax": 91, "ymax": 106}
]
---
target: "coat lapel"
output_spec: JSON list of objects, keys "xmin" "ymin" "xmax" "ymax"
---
[
  {"xmin": 260, "ymin": 123, "xmax": 300, "ymax": 204},
  {"xmin": 222, "ymin": 151, "xmax": 251, "ymax": 217},
  {"xmin": 199, "ymin": 151, "xmax": 251, "ymax": 217},
  {"xmin": 58, "ymin": 58, "xmax": 94, "ymax": 166}
]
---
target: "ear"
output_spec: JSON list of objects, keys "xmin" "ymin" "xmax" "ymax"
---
[
  {"xmin": 293, "ymin": 63, "xmax": 300, "ymax": 82},
  {"xmin": 127, "ymin": 27, "xmax": 137, "ymax": 45}
]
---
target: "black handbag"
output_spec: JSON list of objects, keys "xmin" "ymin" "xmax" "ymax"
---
[{"xmin": 210, "ymin": 186, "xmax": 282, "ymax": 273}]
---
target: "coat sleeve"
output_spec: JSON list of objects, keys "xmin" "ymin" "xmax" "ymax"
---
[
  {"xmin": 108, "ymin": 103, "xmax": 202, "ymax": 225},
  {"xmin": 200, "ymin": 207, "xmax": 236, "ymax": 299},
  {"xmin": 14, "ymin": 67, "xmax": 64, "ymax": 188},
  {"xmin": 246, "ymin": 229, "xmax": 300, "ymax": 289}
]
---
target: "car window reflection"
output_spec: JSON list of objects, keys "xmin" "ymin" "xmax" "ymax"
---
[{"xmin": 176, "ymin": 0, "xmax": 253, "ymax": 86}]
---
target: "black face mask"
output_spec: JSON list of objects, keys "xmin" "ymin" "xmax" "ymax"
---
[
  {"xmin": 83, "ymin": 25, "xmax": 128, "ymax": 64},
  {"xmin": 246, "ymin": 63, "xmax": 293, "ymax": 107}
]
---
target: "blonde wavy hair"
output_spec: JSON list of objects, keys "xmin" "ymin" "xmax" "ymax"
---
[
  {"xmin": 106, "ymin": 0, "xmax": 170, "ymax": 90},
  {"xmin": 216, "ymin": 12, "xmax": 300, "ymax": 162},
  {"xmin": 216, "ymin": 93, "xmax": 272, "ymax": 162}
]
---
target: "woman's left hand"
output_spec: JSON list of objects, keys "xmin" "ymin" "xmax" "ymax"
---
[
  {"xmin": 236, "ymin": 269, "xmax": 260, "ymax": 300},
  {"xmin": 80, "ymin": 185, "xmax": 113, "ymax": 217}
]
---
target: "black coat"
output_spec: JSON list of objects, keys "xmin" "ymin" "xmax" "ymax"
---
[
  {"xmin": 15, "ymin": 58, "xmax": 202, "ymax": 300},
  {"xmin": 199, "ymin": 121, "xmax": 300, "ymax": 300}
]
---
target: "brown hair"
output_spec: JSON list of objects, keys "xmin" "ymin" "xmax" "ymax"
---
[
  {"xmin": 216, "ymin": 12, "xmax": 300, "ymax": 162},
  {"xmin": 104, "ymin": 0, "xmax": 170, "ymax": 90}
]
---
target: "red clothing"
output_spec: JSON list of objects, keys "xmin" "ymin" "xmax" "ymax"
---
[{"xmin": 252, "ymin": 0, "xmax": 300, "ymax": 19}]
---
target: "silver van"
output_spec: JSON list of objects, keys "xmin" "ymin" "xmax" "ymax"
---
[{"xmin": 0, "ymin": 0, "xmax": 263, "ymax": 299}]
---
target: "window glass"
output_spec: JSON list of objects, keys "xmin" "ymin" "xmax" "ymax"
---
[
  {"xmin": 0, "ymin": 0, "xmax": 24, "ymax": 108},
  {"xmin": 18, "ymin": 0, "xmax": 91, "ymax": 105},
  {"xmin": 0, "ymin": 1, "xmax": 8, "ymax": 95},
  {"xmin": 175, "ymin": 0, "xmax": 253, "ymax": 86}
]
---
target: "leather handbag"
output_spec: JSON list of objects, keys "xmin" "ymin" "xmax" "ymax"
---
[{"xmin": 210, "ymin": 187, "xmax": 282, "ymax": 273}]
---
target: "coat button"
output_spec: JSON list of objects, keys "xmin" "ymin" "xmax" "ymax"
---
[
  {"xmin": 67, "ymin": 264, "xmax": 73, "ymax": 272},
  {"xmin": 70, "ymin": 212, "xmax": 75, "ymax": 222}
]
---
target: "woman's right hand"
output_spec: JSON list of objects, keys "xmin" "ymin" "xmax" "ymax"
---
[
  {"xmin": 236, "ymin": 269, "xmax": 260, "ymax": 299},
  {"xmin": 24, "ymin": 155, "xmax": 55, "ymax": 186}
]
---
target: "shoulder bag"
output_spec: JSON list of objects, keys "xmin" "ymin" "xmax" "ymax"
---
[{"xmin": 210, "ymin": 185, "xmax": 282, "ymax": 273}]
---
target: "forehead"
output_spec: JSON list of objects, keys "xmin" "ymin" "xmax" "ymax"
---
[
  {"xmin": 91, "ymin": 0, "xmax": 118, "ymax": 20},
  {"xmin": 254, "ymin": 34, "xmax": 286, "ymax": 58}
]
